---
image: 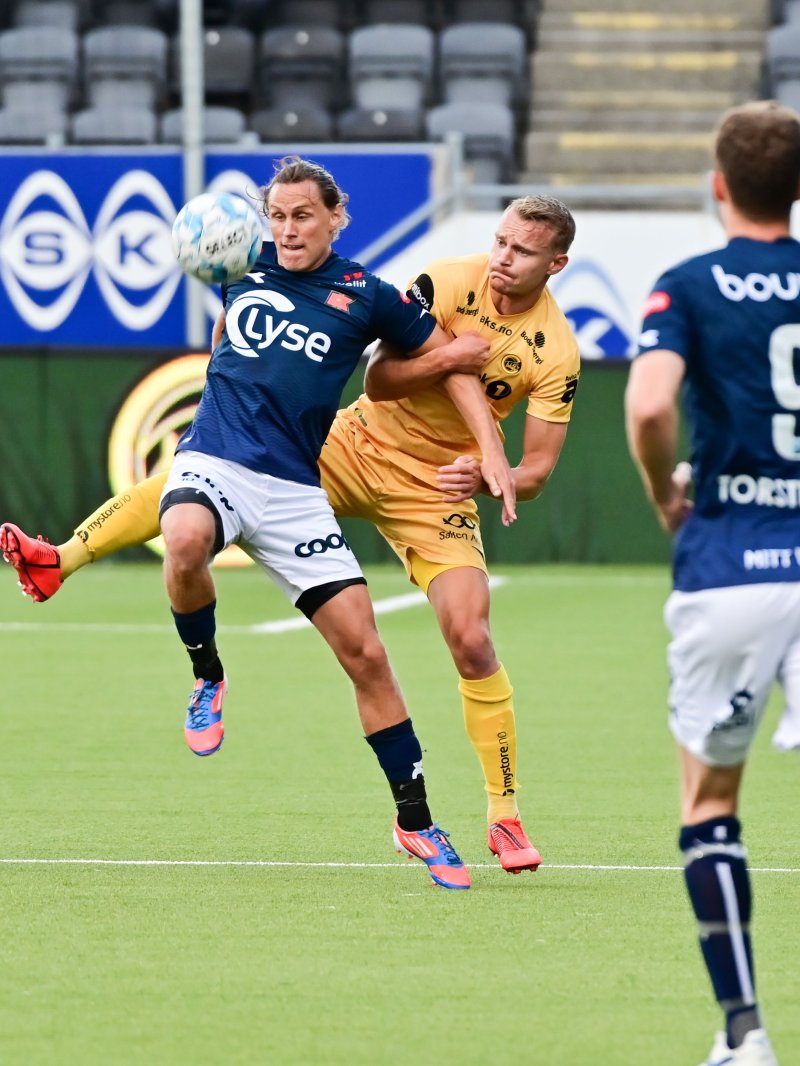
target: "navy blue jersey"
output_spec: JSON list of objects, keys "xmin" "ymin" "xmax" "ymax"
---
[
  {"xmin": 638, "ymin": 236, "xmax": 800, "ymax": 591},
  {"xmin": 177, "ymin": 243, "xmax": 436, "ymax": 485}
]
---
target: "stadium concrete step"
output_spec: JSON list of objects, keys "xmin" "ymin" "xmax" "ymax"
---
[
  {"xmin": 535, "ymin": 26, "xmax": 766, "ymax": 51},
  {"xmin": 523, "ymin": 129, "xmax": 715, "ymax": 175},
  {"xmin": 530, "ymin": 49, "xmax": 764, "ymax": 94},
  {"xmin": 540, "ymin": 0, "xmax": 770, "ymax": 24},
  {"xmin": 515, "ymin": 170, "xmax": 708, "ymax": 209},
  {"xmin": 530, "ymin": 89, "xmax": 751, "ymax": 113},
  {"xmin": 529, "ymin": 108, "xmax": 727, "ymax": 133}
]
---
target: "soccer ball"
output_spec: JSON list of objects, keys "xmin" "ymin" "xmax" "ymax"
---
[{"xmin": 172, "ymin": 191, "xmax": 263, "ymax": 285}]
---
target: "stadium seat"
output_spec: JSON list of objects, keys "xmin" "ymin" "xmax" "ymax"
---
[
  {"xmin": 439, "ymin": 22, "xmax": 528, "ymax": 108},
  {"xmin": 765, "ymin": 22, "xmax": 800, "ymax": 93},
  {"xmin": 2, "ymin": 76, "xmax": 72, "ymax": 112},
  {"xmin": 268, "ymin": 0, "xmax": 357, "ymax": 32},
  {"xmin": 446, "ymin": 0, "xmax": 533, "ymax": 25},
  {"xmin": 348, "ymin": 23, "xmax": 435, "ymax": 110},
  {"xmin": 360, "ymin": 1, "xmax": 444, "ymax": 28},
  {"xmin": 160, "ymin": 105, "xmax": 248, "ymax": 143},
  {"xmin": 257, "ymin": 26, "xmax": 345, "ymax": 109},
  {"xmin": 13, "ymin": 0, "xmax": 81, "ymax": 31},
  {"xmin": 337, "ymin": 105, "xmax": 425, "ymax": 142},
  {"xmin": 171, "ymin": 26, "xmax": 256, "ymax": 107},
  {"xmin": 0, "ymin": 26, "xmax": 78, "ymax": 87},
  {"xmin": 71, "ymin": 104, "xmax": 157, "ymax": 144},
  {"xmin": 0, "ymin": 104, "xmax": 67, "ymax": 144},
  {"xmin": 82, "ymin": 26, "xmax": 168, "ymax": 109},
  {"xmin": 426, "ymin": 101, "xmax": 516, "ymax": 184},
  {"xmin": 97, "ymin": 0, "xmax": 158, "ymax": 25},
  {"xmin": 249, "ymin": 104, "xmax": 334, "ymax": 142}
]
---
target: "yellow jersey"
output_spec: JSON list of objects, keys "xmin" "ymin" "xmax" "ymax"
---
[{"xmin": 345, "ymin": 253, "xmax": 580, "ymax": 474}]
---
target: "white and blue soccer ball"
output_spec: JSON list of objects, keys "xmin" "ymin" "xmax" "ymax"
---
[{"xmin": 172, "ymin": 191, "xmax": 263, "ymax": 285}]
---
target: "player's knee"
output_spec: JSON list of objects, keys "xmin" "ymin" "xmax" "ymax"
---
[
  {"xmin": 446, "ymin": 620, "xmax": 495, "ymax": 676},
  {"xmin": 339, "ymin": 630, "xmax": 392, "ymax": 685},
  {"xmin": 162, "ymin": 520, "xmax": 216, "ymax": 573}
]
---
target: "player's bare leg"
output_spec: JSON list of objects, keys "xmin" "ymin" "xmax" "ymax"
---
[{"xmin": 311, "ymin": 583, "xmax": 470, "ymax": 889}]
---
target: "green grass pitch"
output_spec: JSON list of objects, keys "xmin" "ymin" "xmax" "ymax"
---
[{"xmin": 1, "ymin": 562, "xmax": 798, "ymax": 1065}]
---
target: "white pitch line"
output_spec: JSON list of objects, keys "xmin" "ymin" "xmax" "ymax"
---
[
  {"xmin": 0, "ymin": 577, "xmax": 508, "ymax": 635},
  {"xmin": 0, "ymin": 858, "xmax": 796, "ymax": 873}
]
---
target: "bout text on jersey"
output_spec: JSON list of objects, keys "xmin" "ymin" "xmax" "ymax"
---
[{"xmin": 226, "ymin": 288, "xmax": 332, "ymax": 362}]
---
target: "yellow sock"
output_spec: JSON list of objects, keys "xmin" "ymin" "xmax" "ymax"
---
[
  {"xmin": 59, "ymin": 473, "xmax": 167, "ymax": 577},
  {"xmin": 459, "ymin": 664, "xmax": 520, "ymax": 825}
]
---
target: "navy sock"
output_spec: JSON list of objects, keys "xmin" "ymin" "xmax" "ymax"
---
[
  {"xmin": 171, "ymin": 600, "xmax": 224, "ymax": 682},
  {"xmin": 365, "ymin": 718, "xmax": 432, "ymax": 832},
  {"xmin": 680, "ymin": 816, "xmax": 761, "ymax": 1048}
]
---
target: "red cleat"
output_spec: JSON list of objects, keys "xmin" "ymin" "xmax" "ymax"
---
[
  {"xmin": 488, "ymin": 818, "xmax": 542, "ymax": 873},
  {"xmin": 0, "ymin": 522, "xmax": 63, "ymax": 602}
]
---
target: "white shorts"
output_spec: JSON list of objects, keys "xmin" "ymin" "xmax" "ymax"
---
[
  {"xmin": 665, "ymin": 582, "xmax": 800, "ymax": 766},
  {"xmin": 161, "ymin": 451, "xmax": 364, "ymax": 605}
]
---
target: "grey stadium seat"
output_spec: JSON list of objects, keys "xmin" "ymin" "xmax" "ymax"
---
[
  {"xmin": 71, "ymin": 105, "xmax": 157, "ymax": 144},
  {"xmin": 2, "ymin": 77, "xmax": 71, "ymax": 113},
  {"xmin": 257, "ymin": 26, "xmax": 345, "ymax": 108},
  {"xmin": 426, "ymin": 101, "xmax": 516, "ymax": 184},
  {"xmin": 360, "ymin": 1, "xmax": 443, "ymax": 28},
  {"xmin": 766, "ymin": 22, "xmax": 800, "ymax": 93},
  {"xmin": 439, "ymin": 22, "xmax": 528, "ymax": 107},
  {"xmin": 337, "ymin": 106, "xmax": 425, "ymax": 142},
  {"xmin": 82, "ymin": 25, "xmax": 168, "ymax": 109},
  {"xmin": 249, "ymin": 105, "xmax": 334, "ymax": 142},
  {"xmin": 13, "ymin": 0, "xmax": 81, "ymax": 31},
  {"xmin": 268, "ymin": 0, "xmax": 357, "ymax": 31},
  {"xmin": 348, "ymin": 23, "xmax": 434, "ymax": 110},
  {"xmin": 0, "ymin": 104, "xmax": 67, "ymax": 144},
  {"xmin": 160, "ymin": 106, "xmax": 248, "ymax": 144},
  {"xmin": 171, "ymin": 27, "xmax": 256, "ymax": 106},
  {"xmin": 0, "ymin": 25, "xmax": 78, "ymax": 85}
]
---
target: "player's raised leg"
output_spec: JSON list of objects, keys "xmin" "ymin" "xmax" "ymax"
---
[
  {"xmin": 309, "ymin": 581, "xmax": 470, "ymax": 890},
  {"xmin": 423, "ymin": 560, "xmax": 541, "ymax": 873},
  {"xmin": 1, "ymin": 472, "xmax": 166, "ymax": 602}
]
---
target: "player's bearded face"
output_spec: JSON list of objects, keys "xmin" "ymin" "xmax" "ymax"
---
[
  {"xmin": 267, "ymin": 181, "xmax": 344, "ymax": 272},
  {"xmin": 489, "ymin": 216, "xmax": 565, "ymax": 299}
]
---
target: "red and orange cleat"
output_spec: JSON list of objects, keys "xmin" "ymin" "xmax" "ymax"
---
[
  {"xmin": 184, "ymin": 677, "xmax": 227, "ymax": 756},
  {"xmin": 488, "ymin": 817, "xmax": 542, "ymax": 874},
  {"xmin": 0, "ymin": 522, "xmax": 63, "ymax": 603},
  {"xmin": 393, "ymin": 821, "xmax": 471, "ymax": 890}
]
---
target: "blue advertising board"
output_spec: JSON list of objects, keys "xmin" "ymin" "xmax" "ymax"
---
[{"xmin": 0, "ymin": 150, "xmax": 433, "ymax": 347}]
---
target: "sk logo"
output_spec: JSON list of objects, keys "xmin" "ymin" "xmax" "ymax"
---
[{"xmin": 0, "ymin": 169, "xmax": 179, "ymax": 331}]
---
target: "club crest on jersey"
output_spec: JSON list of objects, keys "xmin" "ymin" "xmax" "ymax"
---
[
  {"xmin": 642, "ymin": 291, "xmax": 671, "ymax": 317},
  {"xmin": 325, "ymin": 290, "xmax": 354, "ymax": 312},
  {"xmin": 502, "ymin": 355, "xmax": 522, "ymax": 375}
]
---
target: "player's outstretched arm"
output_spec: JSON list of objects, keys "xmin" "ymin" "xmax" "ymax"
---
[
  {"xmin": 437, "ymin": 415, "xmax": 567, "ymax": 508},
  {"xmin": 441, "ymin": 373, "xmax": 517, "ymax": 526},
  {"xmin": 363, "ymin": 328, "xmax": 490, "ymax": 400}
]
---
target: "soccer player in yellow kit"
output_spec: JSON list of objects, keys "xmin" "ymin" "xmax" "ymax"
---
[{"xmin": 2, "ymin": 195, "xmax": 580, "ymax": 873}]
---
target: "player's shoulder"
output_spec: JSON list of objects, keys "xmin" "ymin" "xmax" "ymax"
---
[{"xmin": 420, "ymin": 252, "xmax": 486, "ymax": 280}]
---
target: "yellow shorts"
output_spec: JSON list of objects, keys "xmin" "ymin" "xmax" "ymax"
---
[{"xmin": 320, "ymin": 411, "xmax": 487, "ymax": 590}]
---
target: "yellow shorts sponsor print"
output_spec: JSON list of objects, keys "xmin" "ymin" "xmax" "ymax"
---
[{"xmin": 320, "ymin": 409, "xmax": 487, "ymax": 586}]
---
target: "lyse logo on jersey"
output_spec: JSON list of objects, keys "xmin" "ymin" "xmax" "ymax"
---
[{"xmin": 225, "ymin": 289, "xmax": 332, "ymax": 362}]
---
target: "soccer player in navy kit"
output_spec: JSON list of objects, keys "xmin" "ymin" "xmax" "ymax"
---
[{"xmin": 626, "ymin": 101, "xmax": 800, "ymax": 1065}]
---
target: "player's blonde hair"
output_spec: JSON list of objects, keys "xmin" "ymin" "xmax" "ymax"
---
[
  {"xmin": 715, "ymin": 100, "xmax": 800, "ymax": 222},
  {"xmin": 261, "ymin": 155, "xmax": 352, "ymax": 239},
  {"xmin": 507, "ymin": 195, "xmax": 576, "ymax": 253}
]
